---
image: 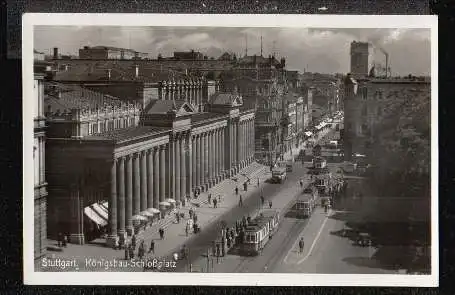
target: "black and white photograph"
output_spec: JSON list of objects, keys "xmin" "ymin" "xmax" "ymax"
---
[{"xmin": 23, "ymin": 14, "xmax": 438, "ymax": 286}]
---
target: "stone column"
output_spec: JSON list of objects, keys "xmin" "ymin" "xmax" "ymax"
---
[
  {"xmin": 117, "ymin": 157, "xmax": 125, "ymax": 236},
  {"xmin": 106, "ymin": 158, "xmax": 117, "ymax": 247},
  {"xmin": 208, "ymin": 131, "xmax": 214, "ymax": 185},
  {"xmin": 214, "ymin": 129, "xmax": 219, "ymax": 182},
  {"xmin": 192, "ymin": 135, "xmax": 197, "ymax": 189},
  {"xmin": 203, "ymin": 132, "xmax": 209, "ymax": 189},
  {"xmin": 174, "ymin": 134, "xmax": 181, "ymax": 201},
  {"xmin": 125, "ymin": 155, "xmax": 133, "ymax": 235},
  {"xmin": 146, "ymin": 150, "xmax": 153, "ymax": 208},
  {"xmin": 169, "ymin": 136, "xmax": 175, "ymax": 200},
  {"xmin": 133, "ymin": 153, "xmax": 140, "ymax": 215},
  {"xmin": 160, "ymin": 145, "xmax": 166, "ymax": 202},
  {"xmin": 195, "ymin": 135, "xmax": 200, "ymax": 188},
  {"xmin": 221, "ymin": 127, "xmax": 225, "ymax": 172},
  {"xmin": 69, "ymin": 182, "xmax": 84, "ymax": 244},
  {"xmin": 180, "ymin": 135, "xmax": 187, "ymax": 200},
  {"xmin": 140, "ymin": 151, "xmax": 147, "ymax": 212},
  {"xmin": 153, "ymin": 147, "xmax": 159, "ymax": 209},
  {"xmin": 198, "ymin": 134, "xmax": 204, "ymax": 188},
  {"xmin": 188, "ymin": 135, "xmax": 193, "ymax": 195}
]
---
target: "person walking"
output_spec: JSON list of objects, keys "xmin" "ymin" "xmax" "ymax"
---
[
  {"xmin": 239, "ymin": 195, "xmax": 243, "ymax": 207},
  {"xmin": 138, "ymin": 241, "xmax": 145, "ymax": 259},
  {"xmin": 159, "ymin": 228, "xmax": 164, "ymax": 240},
  {"xmin": 125, "ymin": 243, "xmax": 130, "ymax": 260},
  {"xmin": 268, "ymin": 200, "xmax": 272, "ymax": 209},
  {"xmin": 132, "ymin": 234, "xmax": 137, "ymax": 250},
  {"xmin": 260, "ymin": 195, "xmax": 265, "ymax": 207},
  {"xmin": 235, "ymin": 187, "xmax": 239, "ymax": 195},
  {"xmin": 57, "ymin": 232, "xmax": 63, "ymax": 247},
  {"xmin": 213, "ymin": 197, "xmax": 218, "ymax": 208},
  {"xmin": 193, "ymin": 213, "xmax": 198, "ymax": 224},
  {"xmin": 176, "ymin": 211, "xmax": 180, "ymax": 223},
  {"xmin": 257, "ymin": 177, "xmax": 260, "ymax": 187},
  {"xmin": 149, "ymin": 239, "xmax": 155, "ymax": 254},
  {"xmin": 208, "ymin": 193, "xmax": 212, "ymax": 205},
  {"xmin": 299, "ymin": 179, "xmax": 304, "ymax": 188},
  {"xmin": 299, "ymin": 237, "xmax": 305, "ymax": 254},
  {"xmin": 189, "ymin": 208, "xmax": 194, "ymax": 219},
  {"xmin": 185, "ymin": 224, "xmax": 189, "ymax": 237},
  {"xmin": 62, "ymin": 234, "xmax": 68, "ymax": 247}
]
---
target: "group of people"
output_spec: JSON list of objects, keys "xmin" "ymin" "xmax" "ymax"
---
[
  {"xmin": 207, "ymin": 193, "xmax": 221, "ymax": 208},
  {"xmin": 56, "ymin": 232, "xmax": 68, "ymax": 248},
  {"xmin": 123, "ymin": 233, "xmax": 160, "ymax": 260}
]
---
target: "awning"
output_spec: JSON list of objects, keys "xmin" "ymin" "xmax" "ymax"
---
[
  {"xmin": 140, "ymin": 210, "xmax": 155, "ymax": 217},
  {"xmin": 159, "ymin": 201, "xmax": 171, "ymax": 207},
  {"xmin": 166, "ymin": 198, "xmax": 176, "ymax": 203},
  {"xmin": 132, "ymin": 215, "xmax": 148, "ymax": 221},
  {"xmin": 92, "ymin": 203, "xmax": 108, "ymax": 221},
  {"xmin": 84, "ymin": 206, "xmax": 108, "ymax": 227},
  {"xmin": 147, "ymin": 208, "xmax": 160, "ymax": 214}
]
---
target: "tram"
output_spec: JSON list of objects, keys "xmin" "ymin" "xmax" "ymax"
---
[
  {"xmin": 291, "ymin": 185, "xmax": 319, "ymax": 218},
  {"xmin": 240, "ymin": 210, "xmax": 280, "ymax": 256}
]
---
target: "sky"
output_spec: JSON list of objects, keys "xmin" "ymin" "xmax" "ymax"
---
[{"xmin": 34, "ymin": 26, "xmax": 431, "ymax": 76}]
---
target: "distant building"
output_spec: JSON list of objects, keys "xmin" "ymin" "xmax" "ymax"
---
[
  {"xmin": 173, "ymin": 50, "xmax": 204, "ymax": 61},
  {"xmin": 34, "ymin": 49, "xmax": 45, "ymax": 61},
  {"xmin": 350, "ymin": 41, "xmax": 375, "ymax": 79},
  {"xmin": 286, "ymin": 70, "xmax": 301, "ymax": 89},
  {"xmin": 78, "ymin": 46, "xmax": 149, "ymax": 60}
]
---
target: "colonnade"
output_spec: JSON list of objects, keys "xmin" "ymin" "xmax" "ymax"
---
[
  {"xmin": 108, "ymin": 145, "xmax": 166, "ymax": 238},
  {"xmin": 106, "ymin": 114, "xmax": 256, "ymax": 242},
  {"xmin": 161, "ymin": 80, "xmax": 205, "ymax": 107}
]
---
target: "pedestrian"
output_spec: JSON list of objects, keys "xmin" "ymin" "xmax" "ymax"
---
[
  {"xmin": 239, "ymin": 195, "xmax": 243, "ymax": 207},
  {"xmin": 138, "ymin": 241, "xmax": 145, "ymax": 259},
  {"xmin": 149, "ymin": 239, "xmax": 155, "ymax": 254},
  {"xmin": 63, "ymin": 234, "xmax": 68, "ymax": 247},
  {"xmin": 114, "ymin": 235, "xmax": 120, "ymax": 250},
  {"xmin": 268, "ymin": 200, "xmax": 272, "ymax": 209},
  {"xmin": 193, "ymin": 213, "xmax": 198, "ymax": 223},
  {"xmin": 189, "ymin": 208, "xmax": 194, "ymax": 219},
  {"xmin": 125, "ymin": 244, "xmax": 130, "ymax": 260},
  {"xmin": 159, "ymin": 228, "xmax": 164, "ymax": 240},
  {"xmin": 208, "ymin": 193, "xmax": 212, "ymax": 205},
  {"xmin": 176, "ymin": 212, "xmax": 180, "ymax": 223},
  {"xmin": 257, "ymin": 177, "xmax": 260, "ymax": 187},
  {"xmin": 129, "ymin": 244, "xmax": 135, "ymax": 259},
  {"xmin": 300, "ymin": 179, "xmax": 303, "ymax": 188},
  {"xmin": 185, "ymin": 224, "xmax": 189, "ymax": 236},
  {"xmin": 132, "ymin": 234, "xmax": 137, "ymax": 249},
  {"xmin": 299, "ymin": 238, "xmax": 305, "ymax": 254},
  {"xmin": 213, "ymin": 197, "xmax": 218, "ymax": 208},
  {"xmin": 260, "ymin": 195, "xmax": 265, "ymax": 206},
  {"xmin": 235, "ymin": 187, "xmax": 239, "ymax": 195},
  {"xmin": 57, "ymin": 232, "xmax": 63, "ymax": 247},
  {"xmin": 218, "ymin": 194, "xmax": 221, "ymax": 203}
]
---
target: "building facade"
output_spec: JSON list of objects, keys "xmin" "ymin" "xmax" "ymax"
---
[
  {"xmin": 34, "ymin": 62, "xmax": 48, "ymax": 259},
  {"xmin": 79, "ymin": 46, "xmax": 149, "ymax": 60},
  {"xmin": 350, "ymin": 41, "xmax": 375, "ymax": 79},
  {"xmin": 44, "ymin": 81, "xmax": 255, "ymax": 246},
  {"xmin": 343, "ymin": 74, "xmax": 430, "ymax": 161}
]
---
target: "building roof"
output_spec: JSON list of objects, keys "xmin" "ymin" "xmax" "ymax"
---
[
  {"xmin": 209, "ymin": 92, "xmax": 243, "ymax": 106},
  {"xmin": 191, "ymin": 112, "xmax": 226, "ymax": 124},
  {"xmin": 83, "ymin": 46, "xmax": 147, "ymax": 54},
  {"xmin": 145, "ymin": 100, "xmax": 187, "ymax": 114},
  {"xmin": 44, "ymin": 82, "xmax": 128, "ymax": 111},
  {"xmin": 237, "ymin": 55, "xmax": 280, "ymax": 66},
  {"xmin": 84, "ymin": 126, "xmax": 170, "ymax": 143},
  {"xmin": 53, "ymin": 61, "xmax": 192, "ymax": 83}
]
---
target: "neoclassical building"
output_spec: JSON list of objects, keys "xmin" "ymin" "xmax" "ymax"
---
[{"xmin": 45, "ymin": 82, "xmax": 255, "ymax": 245}]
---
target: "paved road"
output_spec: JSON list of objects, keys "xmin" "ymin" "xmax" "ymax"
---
[{"xmin": 169, "ymin": 162, "xmax": 309, "ymax": 272}]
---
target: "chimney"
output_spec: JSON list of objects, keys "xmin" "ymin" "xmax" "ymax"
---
[
  {"xmin": 53, "ymin": 47, "xmax": 59, "ymax": 59},
  {"xmin": 135, "ymin": 65, "xmax": 139, "ymax": 78}
]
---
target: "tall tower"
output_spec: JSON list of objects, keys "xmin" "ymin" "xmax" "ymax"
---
[{"xmin": 350, "ymin": 41, "xmax": 374, "ymax": 79}]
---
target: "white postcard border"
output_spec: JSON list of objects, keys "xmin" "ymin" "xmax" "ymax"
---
[{"xmin": 23, "ymin": 13, "xmax": 438, "ymax": 286}]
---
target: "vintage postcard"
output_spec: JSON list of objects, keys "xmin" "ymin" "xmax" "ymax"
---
[{"xmin": 23, "ymin": 14, "xmax": 438, "ymax": 286}]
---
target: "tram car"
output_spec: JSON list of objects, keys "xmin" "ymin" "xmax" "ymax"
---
[
  {"xmin": 290, "ymin": 185, "xmax": 319, "ymax": 218},
  {"xmin": 240, "ymin": 210, "xmax": 280, "ymax": 256}
]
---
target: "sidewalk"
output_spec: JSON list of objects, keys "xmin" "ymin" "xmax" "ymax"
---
[{"xmin": 36, "ymin": 161, "xmax": 270, "ymax": 272}]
